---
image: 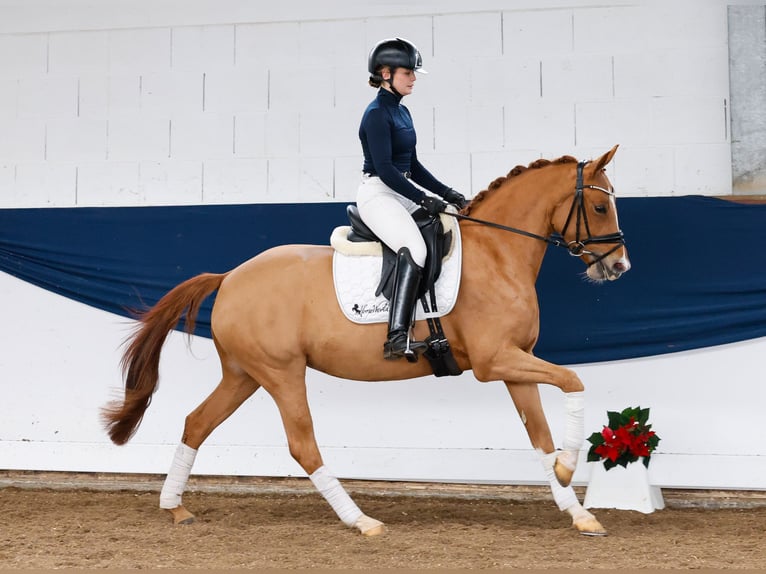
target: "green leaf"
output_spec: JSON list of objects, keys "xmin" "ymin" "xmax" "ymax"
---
[
  {"xmin": 587, "ymin": 431, "xmax": 604, "ymax": 446},
  {"xmin": 643, "ymin": 455, "xmax": 651, "ymax": 468}
]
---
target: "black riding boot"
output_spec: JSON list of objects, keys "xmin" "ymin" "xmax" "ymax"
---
[{"xmin": 384, "ymin": 247, "xmax": 424, "ymax": 362}]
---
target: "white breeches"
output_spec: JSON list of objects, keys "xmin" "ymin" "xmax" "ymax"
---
[{"xmin": 356, "ymin": 175, "xmax": 428, "ymax": 268}]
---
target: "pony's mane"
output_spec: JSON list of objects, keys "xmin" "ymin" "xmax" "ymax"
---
[{"xmin": 463, "ymin": 155, "xmax": 578, "ymax": 216}]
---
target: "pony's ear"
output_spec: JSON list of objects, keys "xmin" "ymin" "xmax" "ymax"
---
[{"xmin": 592, "ymin": 144, "xmax": 619, "ymax": 171}]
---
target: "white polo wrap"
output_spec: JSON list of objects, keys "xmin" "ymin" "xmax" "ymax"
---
[
  {"xmin": 159, "ymin": 443, "xmax": 197, "ymax": 509},
  {"xmin": 309, "ymin": 465, "xmax": 363, "ymax": 527}
]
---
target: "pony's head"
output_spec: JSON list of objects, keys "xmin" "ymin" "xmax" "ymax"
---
[{"xmin": 552, "ymin": 145, "xmax": 630, "ymax": 282}]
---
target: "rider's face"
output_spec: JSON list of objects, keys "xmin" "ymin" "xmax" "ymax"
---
[{"xmin": 384, "ymin": 68, "xmax": 416, "ymax": 96}]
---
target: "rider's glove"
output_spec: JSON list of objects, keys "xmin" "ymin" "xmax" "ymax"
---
[
  {"xmin": 420, "ymin": 195, "xmax": 449, "ymax": 217},
  {"xmin": 442, "ymin": 188, "xmax": 468, "ymax": 209}
]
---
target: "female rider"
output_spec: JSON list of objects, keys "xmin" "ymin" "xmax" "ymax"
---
[{"xmin": 357, "ymin": 37, "xmax": 467, "ymax": 362}]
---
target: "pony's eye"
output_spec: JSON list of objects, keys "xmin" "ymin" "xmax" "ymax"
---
[{"xmin": 594, "ymin": 204, "xmax": 607, "ymax": 215}]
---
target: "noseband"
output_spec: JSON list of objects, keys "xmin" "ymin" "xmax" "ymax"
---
[{"xmin": 447, "ymin": 161, "xmax": 625, "ymax": 267}]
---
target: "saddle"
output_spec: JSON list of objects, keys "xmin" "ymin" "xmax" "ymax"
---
[
  {"xmin": 343, "ymin": 205, "xmax": 463, "ymax": 377},
  {"xmin": 345, "ymin": 205, "xmax": 452, "ymax": 301}
]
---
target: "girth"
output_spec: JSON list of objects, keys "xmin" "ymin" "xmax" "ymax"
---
[{"xmin": 345, "ymin": 205, "xmax": 453, "ymax": 301}]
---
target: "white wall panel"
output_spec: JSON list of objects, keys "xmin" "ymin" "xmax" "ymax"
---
[
  {"xmin": 502, "ymin": 9, "xmax": 573, "ymax": 55},
  {"xmin": 202, "ymin": 158, "xmax": 267, "ymax": 204},
  {"xmin": 170, "ymin": 114, "xmax": 233, "ymax": 159},
  {"xmin": 108, "ymin": 28, "xmax": 172, "ymax": 73},
  {"xmin": 673, "ymin": 143, "xmax": 733, "ymax": 196},
  {"xmin": 434, "ymin": 105, "xmax": 504, "ymax": 153},
  {"xmin": 138, "ymin": 160, "xmax": 203, "ymax": 205},
  {"xmin": 141, "ymin": 71, "xmax": 203, "ymax": 117},
  {"xmin": 334, "ymin": 155, "xmax": 363, "ymax": 202},
  {"xmin": 300, "ymin": 109, "xmax": 359, "ymax": 156},
  {"xmin": 299, "ymin": 20, "xmax": 367, "ymax": 68},
  {"xmin": 269, "ymin": 67, "xmax": 334, "ymax": 112},
  {"xmin": 108, "ymin": 117, "xmax": 169, "ymax": 161},
  {"xmin": 650, "ymin": 97, "xmax": 727, "ymax": 145},
  {"xmin": 235, "ymin": 22, "xmax": 300, "ymax": 67},
  {"xmin": 470, "ymin": 57, "xmax": 541, "ymax": 105},
  {"xmin": 0, "ymin": 118, "xmax": 45, "ymax": 161},
  {"xmin": 0, "ymin": 34, "xmax": 47, "ymax": 75},
  {"xmin": 0, "ymin": 78, "xmax": 17, "ymax": 117},
  {"xmin": 434, "ymin": 12, "xmax": 502, "ymax": 59},
  {"xmin": 572, "ymin": 6, "xmax": 645, "ymax": 53},
  {"xmin": 17, "ymin": 76, "xmax": 78, "ymax": 118},
  {"xmin": 13, "ymin": 161, "xmax": 76, "ymax": 206},
  {"xmin": 269, "ymin": 156, "xmax": 335, "ymax": 202},
  {"xmin": 505, "ymin": 100, "xmax": 574, "ymax": 148},
  {"xmin": 171, "ymin": 25, "xmax": 235, "ymax": 71},
  {"xmin": 76, "ymin": 161, "xmax": 140, "ymax": 205},
  {"xmin": 541, "ymin": 54, "xmax": 613, "ymax": 101},
  {"xmin": 0, "ymin": 1, "xmax": 740, "ymax": 200},
  {"xmin": 48, "ymin": 31, "xmax": 109, "ymax": 74},
  {"xmin": 233, "ymin": 113, "xmax": 266, "ymax": 157},
  {"xmin": 203, "ymin": 68, "xmax": 268, "ymax": 113},
  {"xmin": 575, "ymin": 100, "xmax": 650, "ymax": 147},
  {"xmin": 46, "ymin": 118, "xmax": 107, "ymax": 161},
  {"xmin": 608, "ymin": 146, "xmax": 675, "ymax": 197}
]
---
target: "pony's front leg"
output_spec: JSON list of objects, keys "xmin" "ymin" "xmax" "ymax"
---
[
  {"xmin": 504, "ymin": 381, "xmax": 606, "ymax": 536},
  {"xmin": 480, "ymin": 348, "xmax": 586, "ymax": 487}
]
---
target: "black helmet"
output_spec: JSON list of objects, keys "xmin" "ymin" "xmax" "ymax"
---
[{"xmin": 367, "ymin": 37, "xmax": 427, "ymax": 75}]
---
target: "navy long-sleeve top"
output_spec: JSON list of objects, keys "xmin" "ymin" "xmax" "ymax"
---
[{"xmin": 359, "ymin": 88, "xmax": 449, "ymax": 204}]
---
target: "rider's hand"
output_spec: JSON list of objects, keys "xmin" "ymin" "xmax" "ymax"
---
[
  {"xmin": 442, "ymin": 188, "xmax": 468, "ymax": 209},
  {"xmin": 420, "ymin": 195, "xmax": 449, "ymax": 217}
]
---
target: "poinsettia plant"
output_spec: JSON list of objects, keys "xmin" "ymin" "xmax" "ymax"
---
[{"xmin": 587, "ymin": 406, "xmax": 661, "ymax": 470}]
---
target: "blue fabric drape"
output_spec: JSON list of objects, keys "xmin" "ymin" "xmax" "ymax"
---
[{"xmin": 1, "ymin": 197, "xmax": 764, "ymax": 364}]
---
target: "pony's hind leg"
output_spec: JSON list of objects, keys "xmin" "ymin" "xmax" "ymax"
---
[
  {"xmin": 160, "ymin": 367, "xmax": 260, "ymax": 525},
  {"xmin": 266, "ymin": 372, "xmax": 384, "ymax": 536},
  {"xmin": 504, "ymin": 381, "xmax": 606, "ymax": 536}
]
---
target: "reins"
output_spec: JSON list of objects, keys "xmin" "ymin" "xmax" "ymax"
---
[{"xmin": 445, "ymin": 160, "xmax": 625, "ymax": 267}]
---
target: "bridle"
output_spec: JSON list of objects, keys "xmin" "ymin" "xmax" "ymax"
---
[{"xmin": 446, "ymin": 161, "xmax": 625, "ymax": 268}]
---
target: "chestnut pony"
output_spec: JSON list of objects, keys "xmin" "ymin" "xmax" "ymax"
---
[{"xmin": 103, "ymin": 146, "xmax": 629, "ymax": 536}]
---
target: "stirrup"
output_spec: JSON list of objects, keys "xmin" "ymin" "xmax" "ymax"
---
[{"xmin": 383, "ymin": 332, "xmax": 425, "ymax": 363}]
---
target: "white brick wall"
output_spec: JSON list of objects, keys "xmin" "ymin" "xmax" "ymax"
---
[{"xmin": 0, "ymin": 1, "xmax": 737, "ymax": 206}]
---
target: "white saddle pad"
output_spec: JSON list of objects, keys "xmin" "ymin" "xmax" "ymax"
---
[{"xmin": 331, "ymin": 218, "xmax": 462, "ymax": 325}]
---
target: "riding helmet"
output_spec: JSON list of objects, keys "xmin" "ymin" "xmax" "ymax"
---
[{"xmin": 367, "ymin": 37, "xmax": 428, "ymax": 75}]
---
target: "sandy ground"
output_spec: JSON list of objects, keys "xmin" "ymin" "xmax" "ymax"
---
[{"xmin": 0, "ymin": 474, "xmax": 765, "ymax": 569}]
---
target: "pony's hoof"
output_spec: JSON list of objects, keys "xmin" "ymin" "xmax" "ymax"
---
[
  {"xmin": 553, "ymin": 457, "xmax": 574, "ymax": 487},
  {"xmin": 354, "ymin": 514, "xmax": 385, "ymax": 536},
  {"xmin": 166, "ymin": 505, "xmax": 195, "ymax": 525},
  {"xmin": 574, "ymin": 516, "xmax": 608, "ymax": 536}
]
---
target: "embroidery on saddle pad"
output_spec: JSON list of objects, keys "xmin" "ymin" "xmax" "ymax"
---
[{"xmin": 331, "ymin": 215, "xmax": 462, "ymax": 325}]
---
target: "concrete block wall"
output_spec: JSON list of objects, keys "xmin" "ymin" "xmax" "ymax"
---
[{"xmin": 0, "ymin": 0, "xmax": 735, "ymax": 207}]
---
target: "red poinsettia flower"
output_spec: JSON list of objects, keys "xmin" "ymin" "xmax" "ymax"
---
[{"xmin": 586, "ymin": 407, "xmax": 661, "ymax": 470}]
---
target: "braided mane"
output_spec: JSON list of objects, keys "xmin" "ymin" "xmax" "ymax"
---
[{"xmin": 463, "ymin": 155, "xmax": 578, "ymax": 216}]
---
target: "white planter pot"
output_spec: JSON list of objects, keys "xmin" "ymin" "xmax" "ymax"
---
[{"xmin": 584, "ymin": 460, "xmax": 665, "ymax": 514}]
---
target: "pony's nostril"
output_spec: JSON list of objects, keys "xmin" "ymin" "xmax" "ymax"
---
[{"xmin": 613, "ymin": 261, "xmax": 626, "ymax": 273}]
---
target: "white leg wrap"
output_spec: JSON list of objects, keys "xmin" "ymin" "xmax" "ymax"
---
[
  {"xmin": 560, "ymin": 391, "xmax": 585, "ymax": 470},
  {"xmin": 309, "ymin": 466, "xmax": 363, "ymax": 528},
  {"xmin": 539, "ymin": 449, "xmax": 579, "ymax": 511},
  {"xmin": 159, "ymin": 443, "xmax": 197, "ymax": 509}
]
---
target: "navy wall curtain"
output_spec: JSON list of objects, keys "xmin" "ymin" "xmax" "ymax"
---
[{"xmin": 1, "ymin": 197, "xmax": 764, "ymax": 365}]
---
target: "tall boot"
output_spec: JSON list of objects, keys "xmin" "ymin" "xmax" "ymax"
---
[{"xmin": 384, "ymin": 247, "xmax": 424, "ymax": 363}]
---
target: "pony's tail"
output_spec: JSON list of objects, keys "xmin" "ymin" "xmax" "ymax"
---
[{"xmin": 101, "ymin": 272, "xmax": 226, "ymax": 445}]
